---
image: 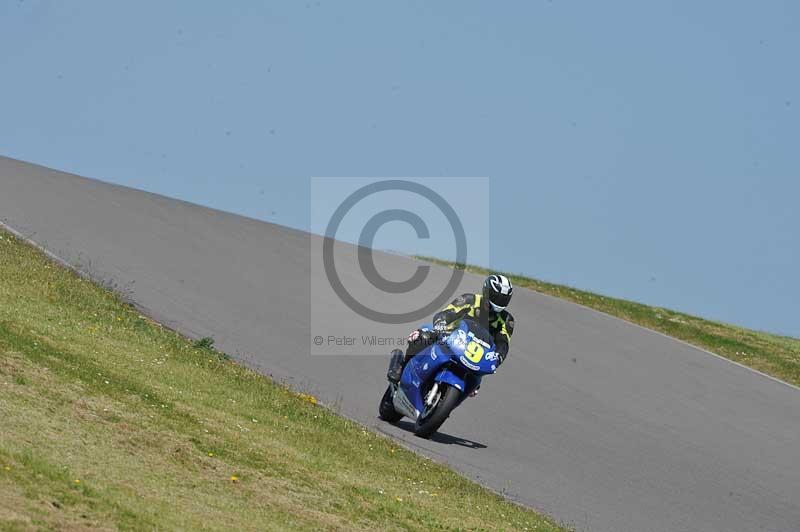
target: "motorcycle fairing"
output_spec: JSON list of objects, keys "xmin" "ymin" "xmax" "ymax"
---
[{"xmin": 399, "ymin": 343, "xmax": 452, "ymax": 414}]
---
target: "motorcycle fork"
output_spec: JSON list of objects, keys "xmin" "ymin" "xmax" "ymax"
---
[{"xmin": 424, "ymin": 382, "xmax": 440, "ymax": 407}]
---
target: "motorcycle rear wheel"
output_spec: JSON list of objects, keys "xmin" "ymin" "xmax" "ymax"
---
[{"xmin": 414, "ymin": 383, "xmax": 461, "ymax": 438}]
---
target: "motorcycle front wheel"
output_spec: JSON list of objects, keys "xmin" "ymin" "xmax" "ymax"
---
[{"xmin": 414, "ymin": 383, "xmax": 461, "ymax": 439}]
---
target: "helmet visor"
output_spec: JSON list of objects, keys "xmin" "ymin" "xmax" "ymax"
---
[{"xmin": 489, "ymin": 291, "xmax": 511, "ymax": 309}]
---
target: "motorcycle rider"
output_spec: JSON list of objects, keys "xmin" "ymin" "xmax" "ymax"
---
[{"xmin": 387, "ymin": 274, "xmax": 515, "ymax": 383}]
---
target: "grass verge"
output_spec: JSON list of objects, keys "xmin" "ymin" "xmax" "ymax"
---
[
  {"xmin": 0, "ymin": 228, "xmax": 564, "ymax": 531},
  {"xmin": 418, "ymin": 256, "xmax": 800, "ymax": 388}
]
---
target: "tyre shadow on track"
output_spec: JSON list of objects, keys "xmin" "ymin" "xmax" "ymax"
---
[{"xmin": 392, "ymin": 420, "xmax": 487, "ymax": 449}]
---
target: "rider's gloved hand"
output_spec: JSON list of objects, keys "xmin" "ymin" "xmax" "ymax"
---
[
  {"xmin": 432, "ymin": 320, "xmax": 449, "ymax": 343},
  {"xmin": 432, "ymin": 320, "xmax": 448, "ymax": 335}
]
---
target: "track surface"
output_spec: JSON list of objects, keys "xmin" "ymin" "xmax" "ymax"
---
[{"xmin": 2, "ymin": 157, "xmax": 799, "ymax": 532}]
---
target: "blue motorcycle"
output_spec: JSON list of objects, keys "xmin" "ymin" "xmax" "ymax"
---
[{"xmin": 379, "ymin": 318, "xmax": 501, "ymax": 438}]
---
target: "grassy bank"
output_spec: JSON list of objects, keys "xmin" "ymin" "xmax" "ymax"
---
[
  {"xmin": 0, "ymin": 228, "xmax": 564, "ymax": 531},
  {"xmin": 418, "ymin": 257, "xmax": 800, "ymax": 388}
]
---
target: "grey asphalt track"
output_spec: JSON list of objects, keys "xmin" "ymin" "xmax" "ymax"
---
[{"xmin": 1, "ymin": 156, "xmax": 799, "ymax": 532}]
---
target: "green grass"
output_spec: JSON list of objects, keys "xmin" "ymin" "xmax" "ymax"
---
[
  {"xmin": 0, "ymin": 228, "xmax": 565, "ymax": 531},
  {"xmin": 418, "ymin": 256, "xmax": 800, "ymax": 388}
]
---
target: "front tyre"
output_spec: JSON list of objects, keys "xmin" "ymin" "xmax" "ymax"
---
[
  {"xmin": 414, "ymin": 383, "xmax": 461, "ymax": 439},
  {"xmin": 378, "ymin": 385, "xmax": 403, "ymax": 423}
]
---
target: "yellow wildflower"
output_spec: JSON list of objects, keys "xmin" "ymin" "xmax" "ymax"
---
[{"xmin": 297, "ymin": 393, "xmax": 318, "ymax": 405}]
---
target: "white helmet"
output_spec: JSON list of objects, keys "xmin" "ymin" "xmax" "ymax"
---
[{"xmin": 483, "ymin": 274, "xmax": 513, "ymax": 312}]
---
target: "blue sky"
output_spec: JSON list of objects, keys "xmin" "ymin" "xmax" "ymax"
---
[{"xmin": 1, "ymin": 1, "xmax": 798, "ymax": 336}]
